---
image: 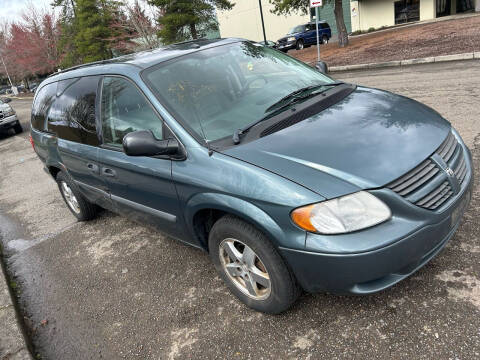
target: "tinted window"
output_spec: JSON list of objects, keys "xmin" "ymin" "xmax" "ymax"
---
[
  {"xmin": 321, "ymin": 23, "xmax": 330, "ymax": 29},
  {"xmin": 101, "ymin": 77, "xmax": 163, "ymax": 147},
  {"xmin": 31, "ymin": 83, "xmax": 56, "ymax": 131},
  {"xmin": 47, "ymin": 76, "xmax": 100, "ymax": 146}
]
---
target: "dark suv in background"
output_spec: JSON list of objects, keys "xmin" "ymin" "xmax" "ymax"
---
[{"xmin": 277, "ymin": 22, "xmax": 331, "ymax": 52}]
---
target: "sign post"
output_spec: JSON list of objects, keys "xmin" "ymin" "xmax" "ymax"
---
[
  {"xmin": 310, "ymin": 0, "xmax": 323, "ymax": 63},
  {"xmin": 258, "ymin": 0, "xmax": 267, "ymax": 45}
]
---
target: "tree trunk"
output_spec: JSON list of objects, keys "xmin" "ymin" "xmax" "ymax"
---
[
  {"xmin": 334, "ymin": 0, "xmax": 349, "ymax": 47},
  {"xmin": 190, "ymin": 23, "xmax": 198, "ymax": 39}
]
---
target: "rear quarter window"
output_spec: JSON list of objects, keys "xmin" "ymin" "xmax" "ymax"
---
[
  {"xmin": 31, "ymin": 83, "xmax": 57, "ymax": 131},
  {"xmin": 47, "ymin": 76, "xmax": 100, "ymax": 146}
]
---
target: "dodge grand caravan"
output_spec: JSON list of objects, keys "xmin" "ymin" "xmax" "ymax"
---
[{"xmin": 30, "ymin": 39, "xmax": 473, "ymax": 314}]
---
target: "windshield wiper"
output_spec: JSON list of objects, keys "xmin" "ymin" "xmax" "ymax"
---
[
  {"xmin": 232, "ymin": 82, "xmax": 344, "ymax": 145},
  {"xmin": 264, "ymin": 82, "xmax": 344, "ymax": 114}
]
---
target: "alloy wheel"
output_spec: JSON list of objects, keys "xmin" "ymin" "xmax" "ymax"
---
[
  {"xmin": 219, "ymin": 238, "xmax": 271, "ymax": 300},
  {"xmin": 61, "ymin": 181, "xmax": 81, "ymax": 214}
]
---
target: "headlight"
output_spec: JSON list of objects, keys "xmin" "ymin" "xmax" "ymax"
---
[
  {"xmin": 287, "ymin": 37, "xmax": 296, "ymax": 42},
  {"xmin": 291, "ymin": 191, "xmax": 391, "ymax": 234}
]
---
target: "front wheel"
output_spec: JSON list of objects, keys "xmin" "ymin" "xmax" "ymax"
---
[
  {"xmin": 296, "ymin": 39, "xmax": 304, "ymax": 50},
  {"xmin": 13, "ymin": 122, "xmax": 23, "ymax": 134},
  {"xmin": 209, "ymin": 215, "xmax": 300, "ymax": 314}
]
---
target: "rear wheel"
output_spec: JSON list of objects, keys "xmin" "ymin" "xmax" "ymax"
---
[
  {"xmin": 322, "ymin": 35, "xmax": 329, "ymax": 44},
  {"xmin": 209, "ymin": 215, "xmax": 300, "ymax": 314},
  {"xmin": 56, "ymin": 171, "xmax": 98, "ymax": 221},
  {"xmin": 296, "ymin": 39, "xmax": 304, "ymax": 50},
  {"xmin": 13, "ymin": 122, "xmax": 23, "ymax": 134}
]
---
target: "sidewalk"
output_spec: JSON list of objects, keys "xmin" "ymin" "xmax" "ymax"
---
[{"xmin": 0, "ymin": 262, "xmax": 31, "ymax": 359}]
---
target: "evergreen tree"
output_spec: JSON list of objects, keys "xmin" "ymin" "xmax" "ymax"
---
[
  {"xmin": 147, "ymin": 0, "xmax": 234, "ymax": 44},
  {"xmin": 74, "ymin": 0, "xmax": 112, "ymax": 63},
  {"xmin": 269, "ymin": 0, "xmax": 349, "ymax": 47}
]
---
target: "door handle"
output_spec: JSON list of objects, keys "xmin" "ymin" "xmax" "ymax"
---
[
  {"xmin": 86, "ymin": 163, "xmax": 99, "ymax": 173},
  {"xmin": 101, "ymin": 167, "xmax": 117, "ymax": 177}
]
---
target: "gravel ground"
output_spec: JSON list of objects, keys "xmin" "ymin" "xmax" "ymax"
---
[
  {"xmin": 290, "ymin": 15, "xmax": 480, "ymax": 66},
  {"xmin": 0, "ymin": 60, "xmax": 479, "ymax": 359}
]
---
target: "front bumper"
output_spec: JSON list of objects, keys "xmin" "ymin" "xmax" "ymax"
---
[
  {"xmin": 277, "ymin": 41, "xmax": 295, "ymax": 51},
  {"xmin": 0, "ymin": 114, "xmax": 19, "ymax": 130},
  {"xmin": 280, "ymin": 148, "xmax": 474, "ymax": 294}
]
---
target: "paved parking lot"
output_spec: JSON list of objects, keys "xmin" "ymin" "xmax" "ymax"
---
[{"xmin": 0, "ymin": 60, "xmax": 479, "ymax": 359}]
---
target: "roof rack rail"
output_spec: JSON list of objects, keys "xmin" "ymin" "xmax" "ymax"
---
[{"xmin": 47, "ymin": 59, "xmax": 113, "ymax": 78}]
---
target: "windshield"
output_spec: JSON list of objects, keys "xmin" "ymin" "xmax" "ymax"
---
[
  {"xmin": 143, "ymin": 41, "xmax": 334, "ymax": 142},
  {"xmin": 288, "ymin": 25, "xmax": 304, "ymax": 34}
]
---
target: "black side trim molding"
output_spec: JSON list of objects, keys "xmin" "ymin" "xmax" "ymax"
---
[
  {"xmin": 111, "ymin": 194, "xmax": 177, "ymax": 223},
  {"xmin": 75, "ymin": 180, "xmax": 110, "ymax": 197},
  {"xmin": 75, "ymin": 180, "xmax": 177, "ymax": 223}
]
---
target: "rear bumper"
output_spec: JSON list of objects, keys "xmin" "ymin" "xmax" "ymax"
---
[
  {"xmin": 0, "ymin": 115, "xmax": 19, "ymax": 130},
  {"xmin": 280, "ymin": 154, "xmax": 473, "ymax": 295}
]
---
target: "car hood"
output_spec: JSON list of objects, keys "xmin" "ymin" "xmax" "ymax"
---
[
  {"xmin": 222, "ymin": 87, "xmax": 451, "ymax": 199},
  {"xmin": 0, "ymin": 103, "xmax": 11, "ymax": 112}
]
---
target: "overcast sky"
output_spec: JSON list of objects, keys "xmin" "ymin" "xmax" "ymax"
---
[
  {"xmin": 0, "ymin": 0, "xmax": 52, "ymax": 23},
  {"xmin": 0, "ymin": 0, "xmax": 144, "ymax": 24}
]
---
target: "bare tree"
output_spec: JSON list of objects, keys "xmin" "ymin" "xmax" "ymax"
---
[{"xmin": 110, "ymin": 0, "xmax": 162, "ymax": 53}]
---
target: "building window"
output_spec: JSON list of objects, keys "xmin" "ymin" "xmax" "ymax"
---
[{"xmin": 394, "ymin": 0, "xmax": 420, "ymax": 24}]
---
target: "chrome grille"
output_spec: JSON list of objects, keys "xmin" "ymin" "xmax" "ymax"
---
[{"xmin": 388, "ymin": 131, "xmax": 468, "ymax": 210}]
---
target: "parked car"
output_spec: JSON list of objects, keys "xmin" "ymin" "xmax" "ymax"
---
[
  {"xmin": 0, "ymin": 97, "xmax": 22, "ymax": 134},
  {"xmin": 277, "ymin": 22, "xmax": 331, "ymax": 52},
  {"xmin": 30, "ymin": 39, "xmax": 473, "ymax": 314}
]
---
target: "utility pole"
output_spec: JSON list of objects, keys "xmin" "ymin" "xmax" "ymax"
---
[{"xmin": 258, "ymin": 0, "xmax": 267, "ymax": 44}]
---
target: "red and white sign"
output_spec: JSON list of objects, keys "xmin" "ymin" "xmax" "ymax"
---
[{"xmin": 310, "ymin": 0, "xmax": 323, "ymax": 7}]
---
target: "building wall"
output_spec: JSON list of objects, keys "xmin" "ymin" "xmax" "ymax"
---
[
  {"xmin": 350, "ymin": 0, "xmax": 441, "ymax": 32},
  {"xmin": 420, "ymin": 0, "xmax": 436, "ymax": 20},
  {"xmin": 314, "ymin": 0, "xmax": 352, "ymax": 35},
  {"xmin": 217, "ymin": 0, "xmax": 310, "ymax": 42}
]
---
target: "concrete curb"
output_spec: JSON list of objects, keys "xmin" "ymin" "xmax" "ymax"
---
[
  {"xmin": 327, "ymin": 52, "xmax": 479, "ymax": 72},
  {"xmin": 0, "ymin": 264, "xmax": 32, "ymax": 359}
]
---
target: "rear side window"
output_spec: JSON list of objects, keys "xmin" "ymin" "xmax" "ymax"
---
[
  {"xmin": 48, "ymin": 76, "xmax": 100, "ymax": 146},
  {"xmin": 101, "ymin": 76, "xmax": 163, "ymax": 147},
  {"xmin": 321, "ymin": 23, "xmax": 330, "ymax": 29},
  {"xmin": 31, "ymin": 83, "xmax": 56, "ymax": 131}
]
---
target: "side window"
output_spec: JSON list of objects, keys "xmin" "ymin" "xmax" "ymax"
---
[
  {"xmin": 47, "ymin": 76, "xmax": 100, "ymax": 146},
  {"xmin": 31, "ymin": 83, "xmax": 57, "ymax": 131},
  {"xmin": 101, "ymin": 76, "xmax": 163, "ymax": 147}
]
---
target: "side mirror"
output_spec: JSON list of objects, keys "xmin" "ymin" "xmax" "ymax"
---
[
  {"xmin": 2, "ymin": 98, "xmax": 11, "ymax": 103},
  {"xmin": 315, "ymin": 61, "xmax": 328, "ymax": 74},
  {"xmin": 123, "ymin": 130, "xmax": 179, "ymax": 157}
]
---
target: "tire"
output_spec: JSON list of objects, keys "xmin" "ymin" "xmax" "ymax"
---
[
  {"xmin": 296, "ymin": 39, "xmax": 304, "ymax": 50},
  {"xmin": 209, "ymin": 215, "xmax": 300, "ymax": 314},
  {"xmin": 56, "ymin": 171, "xmax": 98, "ymax": 221},
  {"xmin": 13, "ymin": 122, "xmax": 23, "ymax": 134},
  {"xmin": 322, "ymin": 35, "xmax": 329, "ymax": 45}
]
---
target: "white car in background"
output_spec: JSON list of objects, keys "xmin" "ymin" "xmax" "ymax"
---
[{"xmin": 0, "ymin": 98, "xmax": 22, "ymax": 134}]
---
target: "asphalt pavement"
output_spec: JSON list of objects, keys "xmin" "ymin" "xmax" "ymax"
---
[{"xmin": 0, "ymin": 60, "xmax": 479, "ymax": 359}]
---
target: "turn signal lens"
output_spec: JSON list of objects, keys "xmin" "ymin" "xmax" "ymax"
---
[
  {"xmin": 291, "ymin": 205, "xmax": 316, "ymax": 232},
  {"xmin": 291, "ymin": 191, "xmax": 391, "ymax": 234}
]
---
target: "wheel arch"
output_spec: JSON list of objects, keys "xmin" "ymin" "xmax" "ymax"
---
[{"xmin": 186, "ymin": 193, "xmax": 286, "ymax": 252}]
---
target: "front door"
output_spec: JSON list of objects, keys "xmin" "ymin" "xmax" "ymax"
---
[{"xmin": 96, "ymin": 76, "xmax": 185, "ymax": 239}]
